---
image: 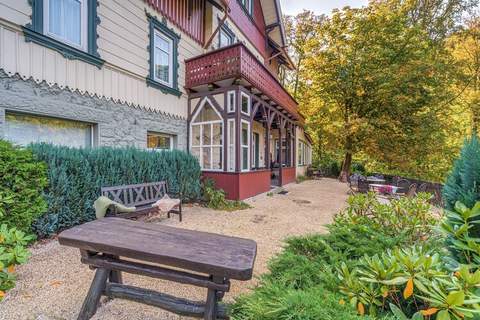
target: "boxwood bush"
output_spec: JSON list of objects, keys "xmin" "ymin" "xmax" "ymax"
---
[
  {"xmin": 29, "ymin": 144, "xmax": 201, "ymax": 237},
  {"xmin": 0, "ymin": 140, "xmax": 48, "ymax": 233}
]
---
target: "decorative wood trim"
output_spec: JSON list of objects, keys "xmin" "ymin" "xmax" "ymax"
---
[
  {"xmin": 24, "ymin": 0, "xmax": 104, "ymax": 68},
  {"xmin": 146, "ymin": 13, "xmax": 182, "ymax": 97}
]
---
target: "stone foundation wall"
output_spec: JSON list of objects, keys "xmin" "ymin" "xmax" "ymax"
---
[{"xmin": 0, "ymin": 72, "xmax": 187, "ymax": 150}]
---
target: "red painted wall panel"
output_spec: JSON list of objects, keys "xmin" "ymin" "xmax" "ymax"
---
[
  {"xmin": 203, "ymin": 170, "xmax": 271, "ymax": 200},
  {"xmin": 238, "ymin": 170, "xmax": 271, "ymax": 199},
  {"xmin": 145, "ymin": 0, "xmax": 205, "ymax": 44},
  {"xmin": 227, "ymin": 0, "xmax": 267, "ymax": 58},
  {"xmin": 282, "ymin": 167, "xmax": 296, "ymax": 185},
  {"xmin": 203, "ymin": 172, "xmax": 239, "ymax": 200}
]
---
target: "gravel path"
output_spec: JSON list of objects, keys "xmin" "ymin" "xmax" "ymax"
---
[{"xmin": 0, "ymin": 179, "xmax": 348, "ymax": 320}]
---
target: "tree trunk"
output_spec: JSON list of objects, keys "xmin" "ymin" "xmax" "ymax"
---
[{"xmin": 339, "ymin": 152, "xmax": 352, "ymax": 182}]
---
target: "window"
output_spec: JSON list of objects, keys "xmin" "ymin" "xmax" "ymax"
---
[
  {"xmin": 227, "ymin": 91, "xmax": 236, "ymax": 113},
  {"xmin": 298, "ymin": 140, "xmax": 311, "ymax": 166},
  {"xmin": 154, "ymin": 30, "xmax": 173, "ymax": 87},
  {"xmin": 241, "ymin": 92, "xmax": 250, "ymax": 115},
  {"xmin": 227, "ymin": 119, "xmax": 235, "ymax": 172},
  {"xmin": 190, "ymin": 99, "xmax": 223, "ymax": 171},
  {"xmin": 147, "ymin": 14, "xmax": 181, "ymax": 97},
  {"xmin": 24, "ymin": 0, "xmax": 103, "ymax": 67},
  {"xmin": 241, "ymin": 120, "xmax": 250, "ymax": 171},
  {"xmin": 219, "ymin": 24, "xmax": 235, "ymax": 48},
  {"xmin": 5, "ymin": 112, "xmax": 94, "ymax": 148},
  {"xmin": 147, "ymin": 132, "xmax": 173, "ymax": 151},
  {"xmin": 44, "ymin": 0, "xmax": 87, "ymax": 50},
  {"xmin": 240, "ymin": 0, "xmax": 253, "ymax": 15}
]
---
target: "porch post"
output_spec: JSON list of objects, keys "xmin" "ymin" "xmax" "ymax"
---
[
  {"xmin": 235, "ymin": 87, "xmax": 241, "ymax": 173},
  {"xmin": 278, "ymin": 117, "xmax": 284, "ymax": 186},
  {"xmin": 265, "ymin": 105, "xmax": 271, "ymax": 170},
  {"xmin": 293, "ymin": 124, "xmax": 297, "ymax": 168},
  {"xmin": 223, "ymin": 90, "xmax": 228, "ymax": 171}
]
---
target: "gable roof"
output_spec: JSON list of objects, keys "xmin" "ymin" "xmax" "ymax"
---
[{"xmin": 259, "ymin": 0, "xmax": 295, "ymax": 69}]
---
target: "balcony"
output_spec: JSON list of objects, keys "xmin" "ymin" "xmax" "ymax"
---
[{"xmin": 185, "ymin": 43, "xmax": 300, "ymax": 120}]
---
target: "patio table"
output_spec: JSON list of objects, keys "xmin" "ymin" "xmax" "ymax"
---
[
  {"xmin": 369, "ymin": 183, "xmax": 400, "ymax": 194},
  {"xmin": 58, "ymin": 217, "xmax": 257, "ymax": 320}
]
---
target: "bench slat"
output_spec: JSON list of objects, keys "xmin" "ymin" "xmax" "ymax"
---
[{"xmin": 58, "ymin": 218, "xmax": 257, "ymax": 280}]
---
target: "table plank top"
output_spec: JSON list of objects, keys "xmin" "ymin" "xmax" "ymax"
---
[{"xmin": 58, "ymin": 218, "xmax": 257, "ymax": 280}]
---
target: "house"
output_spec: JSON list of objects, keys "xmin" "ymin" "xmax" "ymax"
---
[{"xmin": 0, "ymin": 0, "xmax": 312, "ymax": 200}]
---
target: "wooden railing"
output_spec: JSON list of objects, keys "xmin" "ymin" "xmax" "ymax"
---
[{"xmin": 185, "ymin": 43, "xmax": 300, "ymax": 119}]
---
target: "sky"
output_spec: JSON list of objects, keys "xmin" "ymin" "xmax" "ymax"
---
[{"xmin": 279, "ymin": 0, "xmax": 369, "ymax": 16}]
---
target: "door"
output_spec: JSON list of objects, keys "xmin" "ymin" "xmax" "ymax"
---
[{"xmin": 253, "ymin": 132, "xmax": 260, "ymax": 168}]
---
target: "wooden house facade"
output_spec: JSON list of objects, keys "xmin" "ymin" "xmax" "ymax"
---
[{"xmin": 0, "ymin": 0, "xmax": 312, "ymax": 200}]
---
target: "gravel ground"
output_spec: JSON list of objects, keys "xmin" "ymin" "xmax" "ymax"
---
[{"xmin": 0, "ymin": 178, "xmax": 348, "ymax": 320}]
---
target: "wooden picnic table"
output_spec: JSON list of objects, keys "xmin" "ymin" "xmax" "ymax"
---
[{"xmin": 58, "ymin": 217, "xmax": 257, "ymax": 320}]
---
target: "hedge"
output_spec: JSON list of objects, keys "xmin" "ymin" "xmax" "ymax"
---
[
  {"xmin": 0, "ymin": 140, "xmax": 48, "ymax": 233},
  {"xmin": 29, "ymin": 144, "xmax": 201, "ymax": 237}
]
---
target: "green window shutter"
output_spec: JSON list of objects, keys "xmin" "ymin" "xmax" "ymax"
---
[
  {"xmin": 146, "ymin": 13, "xmax": 182, "ymax": 97},
  {"xmin": 23, "ymin": 0, "xmax": 104, "ymax": 68}
]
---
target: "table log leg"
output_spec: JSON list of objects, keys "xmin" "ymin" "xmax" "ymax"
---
[
  {"xmin": 104, "ymin": 255, "xmax": 122, "ymax": 284},
  {"xmin": 204, "ymin": 276, "xmax": 227, "ymax": 320},
  {"xmin": 77, "ymin": 268, "xmax": 109, "ymax": 320}
]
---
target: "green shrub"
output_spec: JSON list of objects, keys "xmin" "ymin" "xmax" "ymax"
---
[
  {"xmin": 29, "ymin": 144, "xmax": 202, "ymax": 237},
  {"xmin": 202, "ymin": 179, "xmax": 250, "ymax": 211},
  {"xmin": 442, "ymin": 201, "xmax": 480, "ymax": 267},
  {"xmin": 443, "ymin": 135, "xmax": 480, "ymax": 211},
  {"xmin": 231, "ymin": 194, "xmax": 437, "ymax": 320},
  {"xmin": 231, "ymin": 284, "xmax": 380, "ymax": 320},
  {"xmin": 0, "ymin": 224, "xmax": 35, "ymax": 297},
  {"xmin": 0, "ymin": 140, "xmax": 48, "ymax": 233}
]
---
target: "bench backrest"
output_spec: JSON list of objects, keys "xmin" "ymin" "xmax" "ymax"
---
[{"xmin": 101, "ymin": 181, "xmax": 168, "ymax": 207}]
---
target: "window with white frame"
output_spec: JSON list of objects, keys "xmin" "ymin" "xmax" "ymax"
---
[
  {"xmin": 190, "ymin": 99, "xmax": 223, "ymax": 171},
  {"xmin": 219, "ymin": 25, "xmax": 235, "ymax": 48},
  {"xmin": 147, "ymin": 132, "xmax": 174, "ymax": 151},
  {"xmin": 241, "ymin": 120, "xmax": 250, "ymax": 171},
  {"xmin": 5, "ymin": 112, "xmax": 94, "ymax": 148},
  {"xmin": 298, "ymin": 140, "xmax": 311, "ymax": 166},
  {"xmin": 241, "ymin": 92, "xmax": 250, "ymax": 115},
  {"xmin": 240, "ymin": 0, "xmax": 253, "ymax": 15},
  {"xmin": 44, "ymin": 0, "xmax": 88, "ymax": 50},
  {"xmin": 227, "ymin": 119, "xmax": 235, "ymax": 172},
  {"xmin": 227, "ymin": 91, "xmax": 236, "ymax": 113},
  {"xmin": 154, "ymin": 29, "xmax": 174, "ymax": 87}
]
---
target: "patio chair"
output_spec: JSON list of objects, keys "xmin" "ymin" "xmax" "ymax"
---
[
  {"xmin": 406, "ymin": 183, "xmax": 418, "ymax": 198},
  {"xmin": 358, "ymin": 178, "xmax": 370, "ymax": 193},
  {"xmin": 417, "ymin": 182, "xmax": 428, "ymax": 193},
  {"xmin": 396, "ymin": 179, "xmax": 410, "ymax": 194},
  {"xmin": 348, "ymin": 174, "xmax": 359, "ymax": 194}
]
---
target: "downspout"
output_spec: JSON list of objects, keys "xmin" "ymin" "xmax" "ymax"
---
[{"xmin": 203, "ymin": 1, "xmax": 230, "ymax": 49}]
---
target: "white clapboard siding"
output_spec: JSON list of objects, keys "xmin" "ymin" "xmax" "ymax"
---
[{"xmin": 0, "ymin": 0, "xmax": 209, "ymax": 119}]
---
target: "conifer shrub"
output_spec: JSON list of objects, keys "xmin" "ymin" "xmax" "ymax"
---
[
  {"xmin": 0, "ymin": 140, "xmax": 48, "ymax": 233},
  {"xmin": 29, "ymin": 144, "xmax": 201, "ymax": 237},
  {"xmin": 443, "ymin": 135, "xmax": 480, "ymax": 210}
]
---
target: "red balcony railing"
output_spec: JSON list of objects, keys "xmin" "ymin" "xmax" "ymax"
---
[{"xmin": 185, "ymin": 43, "xmax": 300, "ymax": 120}]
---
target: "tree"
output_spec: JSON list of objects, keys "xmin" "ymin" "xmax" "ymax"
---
[
  {"xmin": 295, "ymin": 0, "xmax": 471, "ymax": 181},
  {"xmin": 449, "ymin": 15, "xmax": 480, "ymax": 132},
  {"xmin": 284, "ymin": 11, "xmax": 323, "ymax": 99}
]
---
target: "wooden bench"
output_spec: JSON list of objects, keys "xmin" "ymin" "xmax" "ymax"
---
[
  {"xmin": 58, "ymin": 218, "xmax": 257, "ymax": 320},
  {"xmin": 101, "ymin": 181, "xmax": 182, "ymax": 221}
]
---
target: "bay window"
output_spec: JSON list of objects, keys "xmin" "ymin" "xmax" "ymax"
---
[
  {"xmin": 241, "ymin": 120, "xmax": 250, "ymax": 171},
  {"xmin": 190, "ymin": 99, "xmax": 223, "ymax": 171},
  {"xmin": 227, "ymin": 119, "xmax": 235, "ymax": 172},
  {"xmin": 241, "ymin": 92, "xmax": 251, "ymax": 115}
]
